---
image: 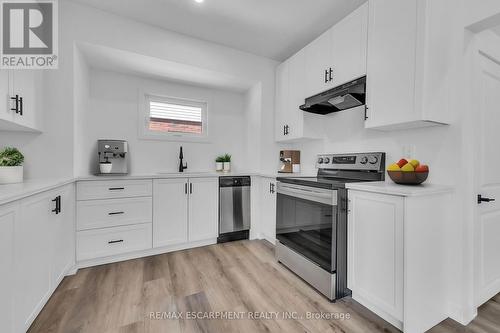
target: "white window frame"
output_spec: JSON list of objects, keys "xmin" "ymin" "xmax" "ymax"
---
[{"xmin": 138, "ymin": 92, "xmax": 210, "ymax": 142}]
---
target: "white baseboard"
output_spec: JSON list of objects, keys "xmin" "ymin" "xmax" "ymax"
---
[{"xmin": 447, "ymin": 301, "xmax": 477, "ymax": 326}]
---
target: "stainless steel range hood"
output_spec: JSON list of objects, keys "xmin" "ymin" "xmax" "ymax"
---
[{"xmin": 300, "ymin": 76, "xmax": 366, "ymax": 115}]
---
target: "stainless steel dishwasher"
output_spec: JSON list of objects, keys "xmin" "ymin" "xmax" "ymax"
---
[{"xmin": 217, "ymin": 176, "xmax": 251, "ymax": 243}]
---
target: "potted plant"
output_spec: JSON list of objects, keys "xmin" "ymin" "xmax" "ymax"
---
[
  {"xmin": 0, "ymin": 147, "xmax": 24, "ymax": 184},
  {"xmin": 223, "ymin": 153, "xmax": 232, "ymax": 172},
  {"xmin": 215, "ymin": 155, "xmax": 224, "ymax": 172}
]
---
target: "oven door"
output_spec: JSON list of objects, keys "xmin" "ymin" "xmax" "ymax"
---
[{"xmin": 276, "ymin": 182, "xmax": 337, "ymax": 272}]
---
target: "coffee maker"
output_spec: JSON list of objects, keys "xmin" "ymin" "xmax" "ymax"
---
[
  {"xmin": 279, "ymin": 150, "xmax": 300, "ymax": 173},
  {"xmin": 97, "ymin": 140, "xmax": 128, "ymax": 175}
]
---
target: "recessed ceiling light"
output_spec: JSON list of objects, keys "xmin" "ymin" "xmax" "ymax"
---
[{"xmin": 194, "ymin": 0, "xmax": 204, "ymax": 3}]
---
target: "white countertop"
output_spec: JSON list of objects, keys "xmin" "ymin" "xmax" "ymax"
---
[
  {"xmin": 77, "ymin": 170, "xmax": 315, "ymax": 181},
  {"xmin": 0, "ymin": 178, "xmax": 75, "ymax": 206},
  {"xmin": 346, "ymin": 181, "xmax": 454, "ymax": 197},
  {"xmin": 0, "ymin": 171, "xmax": 314, "ymax": 206}
]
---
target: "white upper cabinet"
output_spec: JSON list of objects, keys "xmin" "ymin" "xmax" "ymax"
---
[
  {"xmin": 275, "ymin": 50, "xmax": 321, "ymax": 142},
  {"xmin": 0, "ymin": 70, "xmax": 42, "ymax": 132},
  {"xmin": 365, "ymin": 0, "xmax": 451, "ymax": 130},
  {"xmin": 274, "ymin": 3, "xmax": 368, "ymax": 142},
  {"xmin": 305, "ymin": 30, "xmax": 335, "ymax": 97},
  {"xmin": 0, "ymin": 70, "xmax": 13, "ymax": 125},
  {"xmin": 331, "ymin": 3, "xmax": 368, "ymax": 87}
]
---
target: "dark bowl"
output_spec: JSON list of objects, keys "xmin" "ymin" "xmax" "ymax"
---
[{"xmin": 387, "ymin": 171, "xmax": 429, "ymax": 185}]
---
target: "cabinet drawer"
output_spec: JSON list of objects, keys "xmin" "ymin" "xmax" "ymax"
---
[
  {"xmin": 77, "ymin": 224, "xmax": 152, "ymax": 261},
  {"xmin": 77, "ymin": 180, "xmax": 152, "ymax": 200},
  {"xmin": 77, "ymin": 197, "xmax": 152, "ymax": 231}
]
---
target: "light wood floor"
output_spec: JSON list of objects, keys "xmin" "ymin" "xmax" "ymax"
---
[{"xmin": 28, "ymin": 240, "xmax": 498, "ymax": 333}]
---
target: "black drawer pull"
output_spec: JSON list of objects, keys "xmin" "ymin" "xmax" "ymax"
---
[
  {"xmin": 108, "ymin": 187, "xmax": 125, "ymax": 191},
  {"xmin": 108, "ymin": 239, "xmax": 124, "ymax": 244},
  {"xmin": 108, "ymin": 211, "xmax": 124, "ymax": 215}
]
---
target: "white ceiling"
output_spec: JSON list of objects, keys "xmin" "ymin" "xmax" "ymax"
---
[{"xmin": 72, "ymin": 0, "xmax": 367, "ymax": 61}]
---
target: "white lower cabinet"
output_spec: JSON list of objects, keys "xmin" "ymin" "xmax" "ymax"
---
[
  {"xmin": 77, "ymin": 224, "xmax": 153, "ymax": 261},
  {"xmin": 76, "ymin": 180, "xmax": 153, "ymax": 263},
  {"xmin": 347, "ymin": 187, "xmax": 452, "ymax": 333},
  {"xmin": 188, "ymin": 178, "xmax": 218, "ymax": 242},
  {"xmin": 260, "ymin": 177, "xmax": 277, "ymax": 243},
  {"xmin": 7, "ymin": 184, "xmax": 75, "ymax": 333},
  {"xmin": 0, "ymin": 204, "xmax": 16, "ymax": 333},
  {"xmin": 153, "ymin": 177, "xmax": 218, "ymax": 248},
  {"xmin": 153, "ymin": 178, "xmax": 189, "ymax": 247},
  {"xmin": 347, "ymin": 191, "xmax": 404, "ymax": 327},
  {"xmin": 50, "ymin": 185, "xmax": 75, "ymax": 289}
]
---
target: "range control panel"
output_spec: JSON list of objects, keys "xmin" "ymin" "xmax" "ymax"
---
[{"xmin": 316, "ymin": 152, "xmax": 385, "ymax": 171}]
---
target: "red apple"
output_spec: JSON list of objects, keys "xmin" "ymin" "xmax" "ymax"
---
[
  {"xmin": 415, "ymin": 164, "xmax": 429, "ymax": 173},
  {"xmin": 396, "ymin": 159, "xmax": 408, "ymax": 168}
]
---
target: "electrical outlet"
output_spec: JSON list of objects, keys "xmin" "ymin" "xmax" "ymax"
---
[{"xmin": 402, "ymin": 144, "xmax": 416, "ymax": 159}]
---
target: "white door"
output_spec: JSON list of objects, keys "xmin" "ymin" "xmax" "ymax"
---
[
  {"xmin": 261, "ymin": 178, "xmax": 276, "ymax": 243},
  {"xmin": 365, "ymin": 0, "xmax": 418, "ymax": 128},
  {"xmin": 275, "ymin": 61, "xmax": 289, "ymax": 141},
  {"xmin": 330, "ymin": 2, "xmax": 368, "ymax": 87},
  {"xmin": 286, "ymin": 49, "xmax": 306, "ymax": 140},
  {"xmin": 305, "ymin": 29, "xmax": 334, "ymax": 97},
  {"xmin": 0, "ymin": 203, "xmax": 17, "ymax": 333},
  {"xmin": 474, "ymin": 31, "xmax": 500, "ymax": 306},
  {"xmin": 347, "ymin": 190, "xmax": 404, "ymax": 323},
  {"xmin": 14, "ymin": 193, "xmax": 52, "ymax": 332},
  {"xmin": 11, "ymin": 70, "xmax": 41, "ymax": 130},
  {"xmin": 51, "ymin": 185, "xmax": 75, "ymax": 285},
  {"xmin": 0, "ymin": 70, "xmax": 13, "ymax": 123},
  {"xmin": 188, "ymin": 177, "xmax": 218, "ymax": 242},
  {"xmin": 153, "ymin": 178, "xmax": 189, "ymax": 248}
]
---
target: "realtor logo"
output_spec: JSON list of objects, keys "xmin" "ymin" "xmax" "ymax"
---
[{"xmin": 0, "ymin": 0, "xmax": 58, "ymax": 69}]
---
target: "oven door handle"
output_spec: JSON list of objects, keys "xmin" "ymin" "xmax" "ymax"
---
[{"xmin": 277, "ymin": 183, "xmax": 337, "ymax": 205}]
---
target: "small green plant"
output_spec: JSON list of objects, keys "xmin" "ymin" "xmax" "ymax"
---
[
  {"xmin": 222, "ymin": 153, "xmax": 231, "ymax": 163},
  {"xmin": 216, "ymin": 155, "xmax": 225, "ymax": 163},
  {"xmin": 0, "ymin": 147, "xmax": 24, "ymax": 167}
]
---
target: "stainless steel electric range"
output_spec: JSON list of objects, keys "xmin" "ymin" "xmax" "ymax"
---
[{"xmin": 275, "ymin": 152, "xmax": 385, "ymax": 301}]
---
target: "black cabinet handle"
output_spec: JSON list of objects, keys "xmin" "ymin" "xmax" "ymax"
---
[
  {"xmin": 108, "ymin": 239, "xmax": 124, "ymax": 244},
  {"xmin": 18, "ymin": 96, "xmax": 23, "ymax": 115},
  {"xmin": 285, "ymin": 125, "xmax": 289, "ymax": 135},
  {"xmin": 329, "ymin": 68, "xmax": 333, "ymax": 82},
  {"xmin": 185, "ymin": 183, "xmax": 188, "ymax": 194},
  {"xmin": 190, "ymin": 183, "xmax": 193, "ymax": 194},
  {"xmin": 108, "ymin": 211, "xmax": 124, "ymax": 215},
  {"xmin": 52, "ymin": 197, "xmax": 58, "ymax": 214},
  {"xmin": 109, "ymin": 187, "xmax": 125, "ymax": 191},
  {"xmin": 270, "ymin": 183, "xmax": 275, "ymax": 194},
  {"xmin": 283, "ymin": 125, "xmax": 286, "ymax": 136},
  {"xmin": 324, "ymin": 69, "xmax": 329, "ymax": 83},
  {"xmin": 478, "ymin": 195, "xmax": 496, "ymax": 204},
  {"xmin": 52, "ymin": 195, "xmax": 61, "ymax": 214},
  {"xmin": 10, "ymin": 95, "xmax": 19, "ymax": 113}
]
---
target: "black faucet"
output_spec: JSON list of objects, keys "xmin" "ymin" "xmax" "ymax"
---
[{"xmin": 178, "ymin": 146, "xmax": 187, "ymax": 172}]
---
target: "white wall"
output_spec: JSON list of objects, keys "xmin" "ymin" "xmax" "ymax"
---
[
  {"xmin": 76, "ymin": 69, "xmax": 247, "ymax": 176},
  {"xmin": 0, "ymin": 0, "xmax": 282, "ymax": 180}
]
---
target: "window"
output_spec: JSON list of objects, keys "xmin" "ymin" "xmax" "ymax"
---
[{"xmin": 140, "ymin": 94, "xmax": 208, "ymax": 141}]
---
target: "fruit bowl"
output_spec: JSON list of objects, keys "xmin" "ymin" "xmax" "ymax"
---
[{"xmin": 387, "ymin": 171, "xmax": 429, "ymax": 185}]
